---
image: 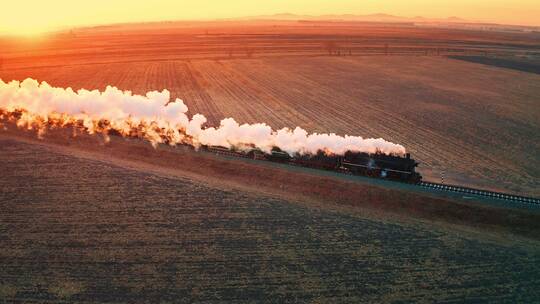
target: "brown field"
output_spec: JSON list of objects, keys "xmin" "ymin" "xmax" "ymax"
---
[
  {"xmin": 2, "ymin": 21, "xmax": 540, "ymax": 303},
  {"xmin": 1, "ymin": 21, "xmax": 538, "ymax": 196},
  {"xmin": 1, "ymin": 129, "xmax": 540, "ymax": 302}
]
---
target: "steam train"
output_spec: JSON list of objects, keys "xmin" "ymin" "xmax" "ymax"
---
[{"xmin": 202, "ymin": 145, "xmax": 422, "ymax": 183}]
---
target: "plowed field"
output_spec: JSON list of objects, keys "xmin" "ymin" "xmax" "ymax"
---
[
  {"xmin": 1, "ymin": 136, "xmax": 539, "ymax": 303},
  {"xmin": 1, "ymin": 22, "xmax": 539, "ymax": 195}
]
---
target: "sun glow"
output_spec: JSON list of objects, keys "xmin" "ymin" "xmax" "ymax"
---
[{"xmin": 1, "ymin": 0, "xmax": 539, "ymax": 36}]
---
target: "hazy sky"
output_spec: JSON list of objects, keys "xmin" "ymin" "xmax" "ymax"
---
[{"xmin": 2, "ymin": 0, "xmax": 539, "ymax": 35}]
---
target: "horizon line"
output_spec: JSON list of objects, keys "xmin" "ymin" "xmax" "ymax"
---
[{"xmin": 1, "ymin": 12, "xmax": 539, "ymax": 38}]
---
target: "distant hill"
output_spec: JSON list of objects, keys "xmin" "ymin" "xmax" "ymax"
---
[
  {"xmin": 230, "ymin": 13, "xmax": 540, "ymax": 32},
  {"xmin": 235, "ymin": 13, "xmax": 470, "ymax": 24}
]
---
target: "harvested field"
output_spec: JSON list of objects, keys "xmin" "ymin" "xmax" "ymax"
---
[
  {"xmin": 3, "ymin": 126, "xmax": 539, "ymax": 241},
  {"xmin": 2, "ymin": 18, "xmax": 540, "ymax": 304},
  {"xmin": 1, "ymin": 21, "xmax": 539, "ymax": 69},
  {"xmin": 2, "ymin": 54, "xmax": 539, "ymax": 196},
  {"xmin": 1, "ymin": 136, "xmax": 540, "ymax": 303},
  {"xmin": 1, "ymin": 22, "xmax": 539, "ymax": 194}
]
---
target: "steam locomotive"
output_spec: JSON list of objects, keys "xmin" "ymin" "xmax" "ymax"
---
[{"xmin": 202, "ymin": 145, "xmax": 422, "ymax": 183}]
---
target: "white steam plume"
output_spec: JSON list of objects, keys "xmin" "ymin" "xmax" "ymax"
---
[{"xmin": 0, "ymin": 78, "xmax": 406, "ymax": 156}]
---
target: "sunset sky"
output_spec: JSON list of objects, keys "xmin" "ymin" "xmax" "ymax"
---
[{"xmin": 1, "ymin": 0, "xmax": 539, "ymax": 35}]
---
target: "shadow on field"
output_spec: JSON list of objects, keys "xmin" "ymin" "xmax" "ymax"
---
[{"xmin": 449, "ymin": 55, "xmax": 540, "ymax": 75}]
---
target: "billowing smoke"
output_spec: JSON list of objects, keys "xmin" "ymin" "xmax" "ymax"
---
[{"xmin": 0, "ymin": 78, "xmax": 406, "ymax": 156}]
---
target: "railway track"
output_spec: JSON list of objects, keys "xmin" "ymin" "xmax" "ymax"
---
[
  {"xmin": 418, "ymin": 181, "xmax": 540, "ymax": 205},
  {"xmin": 203, "ymin": 146, "xmax": 540, "ymax": 205}
]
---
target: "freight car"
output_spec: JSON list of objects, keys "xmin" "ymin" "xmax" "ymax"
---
[{"xmin": 201, "ymin": 145, "xmax": 422, "ymax": 183}]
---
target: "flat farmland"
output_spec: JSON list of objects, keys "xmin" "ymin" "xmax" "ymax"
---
[
  {"xmin": 1, "ymin": 23, "xmax": 539, "ymax": 195},
  {"xmin": 1, "ymin": 137, "xmax": 540, "ymax": 303},
  {"xmin": 1, "ymin": 21, "xmax": 539, "ymax": 69},
  {"xmin": 2, "ymin": 55, "xmax": 539, "ymax": 196}
]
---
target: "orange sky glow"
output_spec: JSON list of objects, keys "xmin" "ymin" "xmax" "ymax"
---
[{"xmin": 1, "ymin": 0, "xmax": 539, "ymax": 36}]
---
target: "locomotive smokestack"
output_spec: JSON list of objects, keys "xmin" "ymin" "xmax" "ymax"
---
[{"xmin": 0, "ymin": 78, "xmax": 407, "ymax": 156}]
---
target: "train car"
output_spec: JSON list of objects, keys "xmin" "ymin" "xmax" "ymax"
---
[
  {"xmin": 203, "ymin": 145, "xmax": 252, "ymax": 159},
  {"xmin": 246, "ymin": 149, "xmax": 267, "ymax": 160},
  {"xmin": 200, "ymin": 144, "xmax": 421, "ymax": 184},
  {"xmin": 292, "ymin": 151, "xmax": 341, "ymax": 170},
  {"xmin": 266, "ymin": 147, "xmax": 292, "ymax": 162},
  {"xmin": 341, "ymin": 151, "xmax": 421, "ymax": 183}
]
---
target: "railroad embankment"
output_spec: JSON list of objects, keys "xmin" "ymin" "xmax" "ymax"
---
[{"xmin": 2, "ymin": 125, "xmax": 539, "ymax": 242}]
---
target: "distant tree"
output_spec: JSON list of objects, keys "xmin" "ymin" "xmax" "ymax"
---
[
  {"xmin": 323, "ymin": 41, "xmax": 337, "ymax": 56},
  {"xmin": 384, "ymin": 44, "xmax": 389, "ymax": 56},
  {"xmin": 349, "ymin": 49, "xmax": 352, "ymax": 56}
]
